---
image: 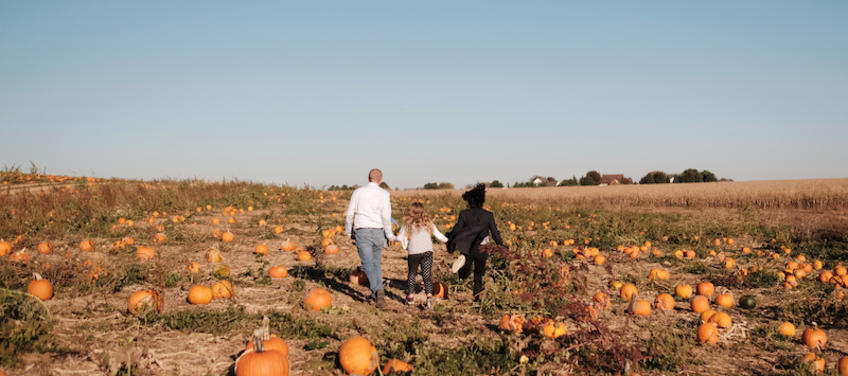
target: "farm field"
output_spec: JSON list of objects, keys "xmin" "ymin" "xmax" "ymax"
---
[{"xmin": 2, "ymin": 177, "xmax": 848, "ymax": 375}]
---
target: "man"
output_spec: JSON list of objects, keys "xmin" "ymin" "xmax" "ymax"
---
[{"xmin": 344, "ymin": 168, "xmax": 393, "ymax": 307}]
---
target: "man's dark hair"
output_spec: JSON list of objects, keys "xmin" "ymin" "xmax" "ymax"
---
[{"xmin": 462, "ymin": 183, "xmax": 486, "ymax": 208}]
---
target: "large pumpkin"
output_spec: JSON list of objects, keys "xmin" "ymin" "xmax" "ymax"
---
[
  {"xmin": 245, "ymin": 335, "xmax": 289, "ymax": 359},
  {"xmin": 188, "ymin": 285, "xmax": 213, "ymax": 305},
  {"xmin": 697, "ymin": 322, "xmax": 718, "ymax": 345},
  {"xmin": 304, "ymin": 288, "xmax": 332, "ymax": 311},
  {"xmin": 128, "ymin": 290, "xmax": 163, "ymax": 315},
  {"xmin": 269, "ymin": 266, "xmax": 288, "ymax": 279},
  {"xmin": 619, "ymin": 283, "xmax": 638, "ymax": 301},
  {"xmin": 235, "ymin": 338, "xmax": 289, "ymax": 376},
  {"xmin": 27, "ymin": 274, "xmax": 53, "ymax": 300},
  {"xmin": 212, "ymin": 281, "xmax": 234, "ymax": 299},
  {"xmin": 339, "ymin": 336, "xmax": 379, "ymax": 375},
  {"xmin": 802, "ymin": 325, "xmax": 827, "ymax": 349}
]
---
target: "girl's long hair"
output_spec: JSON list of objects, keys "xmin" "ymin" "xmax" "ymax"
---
[{"xmin": 403, "ymin": 202, "xmax": 433, "ymax": 235}]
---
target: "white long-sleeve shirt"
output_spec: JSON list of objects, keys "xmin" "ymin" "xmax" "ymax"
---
[
  {"xmin": 344, "ymin": 182, "xmax": 393, "ymax": 240},
  {"xmin": 397, "ymin": 222, "xmax": 448, "ymax": 255}
]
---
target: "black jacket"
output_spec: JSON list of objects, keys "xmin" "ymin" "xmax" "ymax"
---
[{"xmin": 446, "ymin": 207, "xmax": 504, "ymax": 255}]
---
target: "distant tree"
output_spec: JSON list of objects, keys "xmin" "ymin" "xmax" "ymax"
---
[
  {"xmin": 423, "ymin": 182, "xmax": 438, "ymax": 190},
  {"xmin": 545, "ymin": 177, "xmax": 558, "ymax": 186},
  {"xmin": 620, "ymin": 177, "xmax": 634, "ymax": 184},
  {"xmin": 379, "ymin": 182, "xmax": 390, "ymax": 189},
  {"xmin": 559, "ymin": 176, "xmax": 578, "ymax": 186},
  {"xmin": 437, "ymin": 182, "xmax": 454, "ymax": 189},
  {"xmin": 580, "ymin": 170, "xmax": 601, "ymax": 186},
  {"xmin": 676, "ymin": 168, "xmax": 702, "ymax": 183},
  {"xmin": 701, "ymin": 170, "xmax": 718, "ymax": 182},
  {"xmin": 490, "ymin": 180, "xmax": 504, "ymax": 188},
  {"xmin": 640, "ymin": 171, "xmax": 670, "ymax": 184}
]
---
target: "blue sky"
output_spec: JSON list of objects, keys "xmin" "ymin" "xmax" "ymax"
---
[{"xmin": 1, "ymin": 1, "xmax": 846, "ymax": 188}]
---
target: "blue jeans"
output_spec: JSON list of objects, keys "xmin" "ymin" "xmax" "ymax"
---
[{"xmin": 354, "ymin": 228, "xmax": 387, "ymax": 298}]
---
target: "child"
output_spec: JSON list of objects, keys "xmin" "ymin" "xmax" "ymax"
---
[{"xmin": 396, "ymin": 201, "xmax": 448, "ymax": 307}]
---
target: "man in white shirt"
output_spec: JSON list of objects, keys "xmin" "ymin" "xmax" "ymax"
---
[{"xmin": 344, "ymin": 168, "xmax": 393, "ymax": 308}]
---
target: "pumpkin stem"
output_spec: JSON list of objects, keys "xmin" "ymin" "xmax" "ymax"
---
[
  {"xmin": 33, "ymin": 272, "xmax": 43, "ymax": 280},
  {"xmin": 251, "ymin": 315, "xmax": 271, "ymax": 352}
]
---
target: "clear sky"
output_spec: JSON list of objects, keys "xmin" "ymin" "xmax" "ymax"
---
[{"xmin": 1, "ymin": 1, "xmax": 846, "ymax": 188}]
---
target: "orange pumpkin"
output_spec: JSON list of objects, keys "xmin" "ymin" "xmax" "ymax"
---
[
  {"xmin": 620, "ymin": 283, "xmax": 638, "ymax": 301},
  {"xmin": 498, "ymin": 314, "xmax": 525, "ymax": 333},
  {"xmin": 153, "ymin": 233, "xmax": 167, "ymax": 244},
  {"xmin": 136, "ymin": 246, "xmax": 156, "ymax": 261},
  {"xmin": 0, "ymin": 240, "xmax": 11, "ymax": 256},
  {"xmin": 802, "ymin": 325, "xmax": 827, "ymax": 349},
  {"xmin": 382, "ymin": 358, "xmax": 414, "ymax": 374},
  {"xmin": 631, "ymin": 299, "xmax": 651, "ymax": 317},
  {"xmin": 128, "ymin": 290, "xmax": 163, "ymax": 315},
  {"xmin": 206, "ymin": 248, "xmax": 223, "ymax": 263},
  {"xmin": 325, "ymin": 244, "xmax": 340, "ymax": 255},
  {"xmin": 541, "ymin": 321, "xmax": 567, "ymax": 338},
  {"xmin": 339, "ymin": 336, "xmax": 379, "ymax": 375},
  {"xmin": 708, "ymin": 312, "xmax": 732, "ymax": 328},
  {"xmin": 274, "ymin": 226, "xmax": 284, "ymax": 234},
  {"xmin": 188, "ymin": 285, "xmax": 213, "ymax": 305},
  {"xmin": 802, "ymin": 352, "xmax": 826, "ymax": 374},
  {"xmin": 715, "ymin": 292, "xmax": 733, "ymax": 308},
  {"xmin": 691, "ymin": 295, "xmax": 710, "ymax": 313},
  {"xmin": 296, "ymin": 250, "xmax": 312, "ymax": 262},
  {"xmin": 8, "ymin": 250, "xmax": 30, "ymax": 262},
  {"xmin": 433, "ymin": 282, "xmax": 448, "ymax": 299},
  {"xmin": 36, "ymin": 241, "xmax": 52, "ymax": 254},
  {"xmin": 837, "ymin": 356, "xmax": 848, "ymax": 376},
  {"xmin": 281, "ymin": 239, "xmax": 295, "ymax": 252},
  {"xmin": 212, "ymin": 281, "xmax": 233, "ymax": 299},
  {"xmin": 304, "ymin": 288, "xmax": 332, "ymax": 311},
  {"xmin": 79, "ymin": 239, "xmax": 94, "ymax": 252},
  {"xmin": 235, "ymin": 338, "xmax": 289, "ymax": 376},
  {"xmin": 654, "ymin": 293, "xmax": 675, "ymax": 311},
  {"xmin": 778, "ymin": 322, "xmax": 796, "ymax": 338},
  {"xmin": 187, "ymin": 262, "xmax": 201, "ymax": 273},
  {"xmin": 697, "ymin": 322, "xmax": 718, "ymax": 345},
  {"xmin": 254, "ymin": 243, "xmax": 269, "ymax": 256},
  {"xmin": 269, "ymin": 266, "xmax": 288, "ymax": 279},
  {"xmin": 245, "ymin": 335, "xmax": 290, "ymax": 359},
  {"xmin": 27, "ymin": 274, "xmax": 53, "ymax": 300},
  {"xmin": 675, "ymin": 284, "xmax": 693, "ymax": 298},
  {"xmin": 593, "ymin": 292, "xmax": 610, "ymax": 310},
  {"xmin": 221, "ymin": 231, "xmax": 234, "ymax": 243},
  {"xmin": 697, "ymin": 282, "xmax": 715, "ymax": 297}
]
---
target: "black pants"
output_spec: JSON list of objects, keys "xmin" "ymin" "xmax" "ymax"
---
[
  {"xmin": 458, "ymin": 248, "xmax": 488, "ymax": 297},
  {"xmin": 407, "ymin": 251, "xmax": 433, "ymax": 296}
]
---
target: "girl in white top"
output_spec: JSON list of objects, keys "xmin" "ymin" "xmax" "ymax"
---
[{"xmin": 395, "ymin": 202, "xmax": 448, "ymax": 307}]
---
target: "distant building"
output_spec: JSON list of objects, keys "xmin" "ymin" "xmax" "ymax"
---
[
  {"xmin": 600, "ymin": 174, "xmax": 625, "ymax": 185},
  {"xmin": 532, "ymin": 177, "xmax": 544, "ymax": 186}
]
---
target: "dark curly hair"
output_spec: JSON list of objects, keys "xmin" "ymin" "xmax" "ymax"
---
[{"xmin": 462, "ymin": 183, "xmax": 486, "ymax": 208}]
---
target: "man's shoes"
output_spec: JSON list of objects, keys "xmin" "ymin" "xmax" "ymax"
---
[
  {"xmin": 375, "ymin": 289, "xmax": 386, "ymax": 308},
  {"xmin": 451, "ymin": 255, "xmax": 466, "ymax": 273}
]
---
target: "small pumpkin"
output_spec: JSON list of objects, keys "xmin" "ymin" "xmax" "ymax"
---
[
  {"xmin": 592, "ymin": 292, "xmax": 610, "ymax": 310},
  {"xmin": 254, "ymin": 243, "xmax": 269, "ymax": 256},
  {"xmin": 136, "ymin": 246, "xmax": 156, "ymax": 261},
  {"xmin": 214, "ymin": 264, "xmax": 231, "ymax": 279},
  {"xmin": 212, "ymin": 281, "xmax": 233, "ymax": 299},
  {"xmin": 541, "ymin": 321, "xmax": 567, "ymax": 338},
  {"xmin": 128, "ymin": 290, "xmax": 163, "ymax": 315},
  {"xmin": 339, "ymin": 336, "xmax": 379, "ymax": 375},
  {"xmin": 36, "ymin": 241, "xmax": 52, "ymax": 254},
  {"xmin": 653, "ymin": 293, "xmax": 675, "ymax": 311},
  {"xmin": 153, "ymin": 233, "xmax": 167, "ymax": 244},
  {"xmin": 273, "ymin": 226, "xmax": 284, "ymax": 234},
  {"xmin": 697, "ymin": 282, "xmax": 715, "ymax": 297},
  {"xmin": 79, "ymin": 239, "xmax": 94, "ymax": 252},
  {"xmin": 222, "ymin": 231, "xmax": 234, "ymax": 243},
  {"xmin": 778, "ymin": 321, "xmax": 795, "ymax": 337},
  {"xmin": 188, "ymin": 285, "xmax": 213, "ymax": 305},
  {"xmin": 206, "ymin": 248, "xmax": 223, "ymax": 263},
  {"xmin": 675, "ymin": 284, "xmax": 693, "ymax": 299},
  {"xmin": 8, "ymin": 250, "xmax": 30, "ymax": 262},
  {"xmin": 0, "ymin": 240, "xmax": 11, "ymax": 256},
  {"xmin": 691, "ymin": 295, "xmax": 710, "ymax": 313},
  {"xmin": 837, "ymin": 355, "xmax": 848, "ymax": 376},
  {"xmin": 715, "ymin": 292, "xmax": 733, "ymax": 308},
  {"xmin": 498, "ymin": 314, "xmax": 525, "ymax": 333},
  {"xmin": 325, "ymin": 244, "xmax": 340, "ymax": 255},
  {"xmin": 280, "ymin": 239, "xmax": 295, "ymax": 252},
  {"xmin": 187, "ymin": 262, "xmax": 201, "ymax": 273},
  {"xmin": 382, "ymin": 358, "xmax": 414, "ymax": 374},
  {"xmin": 269, "ymin": 266, "xmax": 288, "ymax": 279},
  {"xmin": 802, "ymin": 352, "xmax": 826, "ymax": 374},
  {"xmin": 303, "ymin": 288, "xmax": 332, "ymax": 311},
  {"xmin": 708, "ymin": 312, "xmax": 732, "ymax": 328},
  {"xmin": 27, "ymin": 273, "xmax": 53, "ymax": 300},
  {"xmin": 296, "ymin": 250, "xmax": 312, "ymax": 262},
  {"xmin": 619, "ymin": 283, "xmax": 638, "ymax": 301},
  {"xmin": 631, "ymin": 299, "xmax": 651, "ymax": 317},
  {"xmin": 802, "ymin": 324, "xmax": 827, "ymax": 349}
]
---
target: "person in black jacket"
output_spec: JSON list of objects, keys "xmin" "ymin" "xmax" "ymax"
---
[{"xmin": 446, "ymin": 184, "xmax": 505, "ymax": 299}]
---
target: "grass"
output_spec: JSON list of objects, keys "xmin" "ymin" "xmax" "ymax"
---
[{"xmin": 0, "ymin": 288, "xmax": 54, "ymax": 366}]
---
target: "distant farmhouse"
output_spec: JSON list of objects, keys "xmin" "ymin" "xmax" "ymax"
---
[{"xmin": 600, "ymin": 174, "xmax": 625, "ymax": 185}]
